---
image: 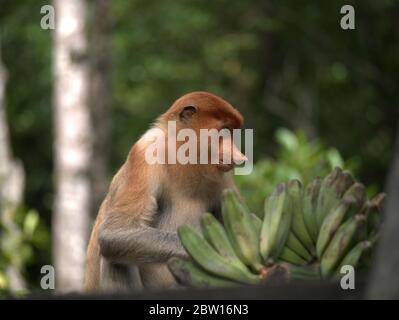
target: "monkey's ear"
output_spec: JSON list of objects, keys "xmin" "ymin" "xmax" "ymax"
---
[{"xmin": 179, "ymin": 106, "xmax": 197, "ymax": 123}]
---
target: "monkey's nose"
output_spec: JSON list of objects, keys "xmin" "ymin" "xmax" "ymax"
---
[{"xmin": 232, "ymin": 145, "xmax": 248, "ymax": 164}]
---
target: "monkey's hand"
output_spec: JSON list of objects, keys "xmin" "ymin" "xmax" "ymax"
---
[{"xmin": 99, "ymin": 223, "xmax": 188, "ymax": 265}]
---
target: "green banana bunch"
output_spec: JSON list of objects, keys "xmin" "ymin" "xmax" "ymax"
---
[
  {"xmin": 320, "ymin": 214, "xmax": 366, "ymax": 277},
  {"xmin": 169, "ymin": 168, "xmax": 384, "ymax": 287},
  {"xmin": 288, "ymin": 180, "xmax": 315, "ymax": 255},
  {"xmin": 260, "ymin": 183, "xmax": 293, "ymax": 262},
  {"xmin": 168, "ymin": 257, "xmax": 237, "ymax": 288},
  {"xmin": 178, "ymin": 225, "xmax": 260, "ymax": 284},
  {"xmin": 222, "ymin": 190, "xmax": 264, "ymax": 272}
]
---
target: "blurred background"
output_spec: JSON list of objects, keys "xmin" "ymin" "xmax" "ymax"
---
[{"xmin": 0, "ymin": 0, "xmax": 397, "ymax": 295}]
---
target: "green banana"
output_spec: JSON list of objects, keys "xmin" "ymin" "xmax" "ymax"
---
[
  {"xmin": 178, "ymin": 225, "xmax": 260, "ymax": 284},
  {"xmin": 358, "ymin": 235, "xmax": 379, "ymax": 270},
  {"xmin": 200, "ymin": 213, "xmax": 250, "ymax": 273},
  {"xmin": 303, "ymin": 177, "xmax": 322, "ymax": 242},
  {"xmin": 288, "ymin": 179, "xmax": 314, "ymax": 254},
  {"xmin": 335, "ymin": 241, "xmax": 371, "ymax": 275},
  {"xmin": 342, "ymin": 182, "xmax": 367, "ymax": 208},
  {"xmin": 271, "ymin": 184, "xmax": 294, "ymax": 260},
  {"xmin": 250, "ymin": 213, "xmax": 262, "ymax": 236},
  {"xmin": 316, "ymin": 198, "xmax": 356, "ymax": 258},
  {"xmin": 260, "ymin": 195, "xmax": 272, "ymax": 262},
  {"xmin": 222, "ymin": 190, "xmax": 264, "ymax": 272},
  {"xmin": 335, "ymin": 171, "xmax": 355, "ymax": 197},
  {"xmin": 285, "ymin": 232, "xmax": 313, "ymax": 262},
  {"xmin": 260, "ymin": 183, "xmax": 293, "ymax": 262},
  {"xmin": 282, "ymin": 263, "xmax": 321, "ymax": 280},
  {"xmin": 316, "ymin": 167, "xmax": 344, "ymax": 227},
  {"xmin": 168, "ymin": 257, "xmax": 238, "ymax": 288},
  {"xmin": 368, "ymin": 233, "xmax": 379, "ymax": 245},
  {"xmin": 370, "ymin": 192, "xmax": 386, "ymax": 211},
  {"xmin": 320, "ymin": 215, "xmax": 366, "ymax": 277},
  {"xmin": 365, "ymin": 193, "xmax": 385, "ymax": 237},
  {"xmin": 279, "ymin": 247, "xmax": 307, "ymax": 265}
]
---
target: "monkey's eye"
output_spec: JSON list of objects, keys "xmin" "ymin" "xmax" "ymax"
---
[{"xmin": 179, "ymin": 105, "xmax": 197, "ymax": 123}]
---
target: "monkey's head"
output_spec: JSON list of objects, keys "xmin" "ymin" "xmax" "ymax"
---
[{"xmin": 160, "ymin": 91, "xmax": 247, "ymax": 172}]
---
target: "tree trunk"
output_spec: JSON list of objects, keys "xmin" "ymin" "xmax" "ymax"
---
[
  {"xmin": 367, "ymin": 115, "xmax": 399, "ymax": 299},
  {"xmin": 0, "ymin": 45, "xmax": 26, "ymax": 292},
  {"xmin": 53, "ymin": 0, "xmax": 92, "ymax": 292},
  {"xmin": 89, "ymin": 0, "xmax": 111, "ymax": 219}
]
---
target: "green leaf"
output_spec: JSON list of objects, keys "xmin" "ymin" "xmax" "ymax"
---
[
  {"xmin": 0, "ymin": 272, "xmax": 9, "ymax": 290},
  {"xmin": 276, "ymin": 128, "xmax": 298, "ymax": 151},
  {"xmin": 23, "ymin": 210, "xmax": 40, "ymax": 239},
  {"xmin": 326, "ymin": 148, "xmax": 344, "ymax": 169}
]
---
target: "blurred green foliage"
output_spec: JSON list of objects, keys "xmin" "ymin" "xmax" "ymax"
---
[
  {"xmin": 0, "ymin": 206, "xmax": 49, "ymax": 296},
  {"xmin": 0, "ymin": 0, "xmax": 397, "ymax": 290},
  {"xmin": 235, "ymin": 128, "xmax": 358, "ymax": 215}
]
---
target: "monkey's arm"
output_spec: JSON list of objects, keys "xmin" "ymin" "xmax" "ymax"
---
[
  {"xmin": 99, "ymin": 222, "xmax": 187, "ymax": 265},
  {"xmin": 97, "ymin": 153, "xmax": 188, "ymax": 265}
]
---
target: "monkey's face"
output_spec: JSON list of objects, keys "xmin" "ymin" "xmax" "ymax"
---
[{"xmin": 165, "ymin": 91, "xmax": 248, "ymax": 172}]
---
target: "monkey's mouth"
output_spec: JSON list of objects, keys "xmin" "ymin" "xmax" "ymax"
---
[{"xmin": 216, "ymin": 160, "xmax": 235, "ymax": 172}]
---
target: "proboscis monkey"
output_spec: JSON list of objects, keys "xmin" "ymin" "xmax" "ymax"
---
[{"xmin": 84, "ymin": 91, "xmax": 247, "ymax": 291}]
